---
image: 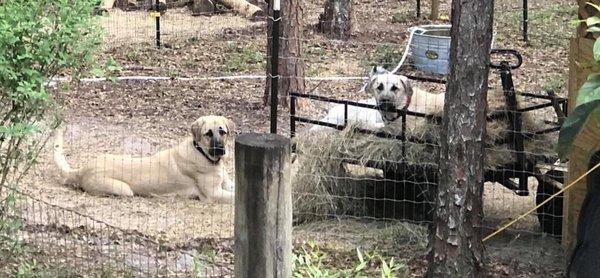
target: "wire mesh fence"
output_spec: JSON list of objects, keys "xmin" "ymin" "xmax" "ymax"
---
[
  {"xmin": 1, "ymin": 185, "xmax": 233, "ymax": 276},
  {"xmin": 0, "ymin": 0, "xmax": 576, "ymax": 276}
]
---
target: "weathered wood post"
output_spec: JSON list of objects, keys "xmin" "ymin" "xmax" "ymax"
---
[{"xmin": 234, "ymin": 133, "xmax": 292, "ymax": 278}]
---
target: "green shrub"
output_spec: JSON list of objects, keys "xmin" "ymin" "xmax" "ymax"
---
[
  {"xmin": 0, "ymin": 0, "xmax": 102, "ymax": 272},
  {"xmin": 367, "ymin": 44, "xmax": 403, "ymax": 71},
  {"xmin": 391, "ymin": 11, "xmax": 414, "ymax": 24},
  {"xmin": 0, "ymin": 0, "xmax": 102, "ymax": 188},
  {"xmin": 292, "ymin": 241, "xmax": 408, "ymax": 277},
  {"xmin": 224, "ymin": 43, "xmax": 266, "ymax": 72}
]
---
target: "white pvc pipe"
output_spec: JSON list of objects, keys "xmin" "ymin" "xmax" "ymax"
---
[{"xmin": 46, "ymin": 75, "xmax": 368, "ymax": 87}]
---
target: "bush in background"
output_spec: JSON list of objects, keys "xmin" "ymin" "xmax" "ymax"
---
[{"xmin": 0, "ymin": 0, "xmax": 102, "ymax": 274}]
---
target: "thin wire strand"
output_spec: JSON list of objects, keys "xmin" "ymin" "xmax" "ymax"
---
[{"xmin": 483, "ymin": 161, "xmax": 600, "ymax": 242}]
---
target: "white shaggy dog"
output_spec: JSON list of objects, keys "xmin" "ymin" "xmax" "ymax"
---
[
  {"xmin": 310, "ymin": 98, "xmax": 385, "ymax": 131},
  {"xmin": 365, "ymin": 66, "xmax": 446, "ymax": 122},
  {"xmin": 311, "ymin": 67, "xmax": 445, "ymax": 131}
]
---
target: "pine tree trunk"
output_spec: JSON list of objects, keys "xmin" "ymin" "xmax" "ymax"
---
[
  {"xmin": 263, "ymin": 0, "xmax": 306, "ymax": 108},
  {"xmin": 426, "ymin": 0, "xmax": 494, "ymax": 276},
  {"xmin": 430, "ymin": 0, "xmax": 439, "ymax": 20},
  {"xmin": 318, "ymin": 0, "xmax": 352, "ymax": 40}
]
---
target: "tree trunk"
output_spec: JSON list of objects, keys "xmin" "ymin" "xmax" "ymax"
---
[
  {"xmin": 167, "ymin": 0, "xmax": 193, "ymax": 9},
  {"xmin": 426, "ymin": 0, "xmax": 494, "ymax": 276},
  {"xmin": 430, "ymin": 0, "xmax": 439, "ymax": 20},
  {"xmin": 115, "ymin": 0, "xmax": 138, "ymax": 10},
  {"xmin": 264, "ymin": 0, "xmax": 306, "ymax": 108},
  {"xmin": 191, "ymin": 0, "xmax": 215, "ymax": 15},
  {"xmin": 318, "ymin": 0, "xmax": 352, "ymax": 40}
]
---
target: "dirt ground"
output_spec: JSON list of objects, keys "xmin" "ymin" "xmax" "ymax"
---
[{"xmin": 10, "ymin": 0, "xmax": 575, "ymax": 276}]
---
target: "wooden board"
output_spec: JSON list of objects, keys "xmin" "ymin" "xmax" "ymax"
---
[
  {"xmin": 563, "ymin": 115, "xmax": 600, "ymax": 257},
  {"xmin": 556, "ymin": 0, "xmax": 598, "ymax": 265},
  {"xmin": 563, "ymin": 0, "xmax": 600, "ymax": 260},
  {"xmin": 567, "ymin": 37, "xmax": 595, "ymax": 112}
]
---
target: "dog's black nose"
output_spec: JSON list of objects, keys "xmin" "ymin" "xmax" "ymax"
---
[
  {"xmin": 209, "ymin": 147, "xmax": 226, "ymax": 157},
  {"xmin": 377, "ymin": 99, "xmax": 396, "ymax": 112}
]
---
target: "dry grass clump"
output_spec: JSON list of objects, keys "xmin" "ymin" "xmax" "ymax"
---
[
  {"xmin": 292, "ymin": 89, "xmax": 559, "ymax": 223},
  {"xmin": 293, "ymin": 128, "xmax": 402, "ymax": 222}
]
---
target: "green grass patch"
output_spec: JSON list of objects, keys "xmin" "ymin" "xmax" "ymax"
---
[{"xmin": 224, "ymin": 43, "xmax": 265, "ymax": 72}]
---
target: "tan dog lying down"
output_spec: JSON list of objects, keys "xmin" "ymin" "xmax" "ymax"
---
[{"xmin": 53, "ymin": 116, "xmax": 235, "ymax": 204}]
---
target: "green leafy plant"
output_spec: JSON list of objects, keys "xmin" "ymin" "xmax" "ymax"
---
[
  {"xmin": 557, "ymin": 3, "xmax": 600, "ymax": 159},
  {"xmin": 367, "ymin": 44, "xmax": 403, "ymax": 71},
  {"xmin": 0, "ymin": 192, "xmax": 23, "ymax": 253},
  {"xmin": 224, "ymin": 43, "xmax": 265, "ymax": 72},
  {"xmin": 542, "ymin": 76, "xmax": 567, "ymax": 92},
  {"xmin": 576, "ymin": 3, "xmax": 600, "ymax": 33},
  {"xmin": 89, "ymin": 57, "xmax": 123, "ymax": 81},
  {"xmin": 0, "ymin": 0, "xmax": 102, "ymax": 187},
  {"xmin": 391, "ymin": 11, "xmax": 414, "ymax": 24},
  {"xmin": 0, "ymin": 0, "xmax": 102, "ymax": 273},
  {"xmin": 193, "ymin": 256, "xmax": 204, "ymax": 278},
  {"xmin": 292, "ymin": 241, "xmax": 337, "ymax": 277},
  {"xmin": 15, "ymin": 259, "xmax": 39, "ymax": 278},
  {"xmin": 292, "ymin": 241, "xmax": 407, "ymax": 277}
]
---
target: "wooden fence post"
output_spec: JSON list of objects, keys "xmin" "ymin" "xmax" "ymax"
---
[{"xmin": 234, "ymin": 133, "xmax": 292, "ymax": 278}]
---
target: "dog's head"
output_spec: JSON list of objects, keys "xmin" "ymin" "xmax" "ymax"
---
[
  {"xmin": 191, "ymin": 116, "xmax": 235, "ymax": 158},
  {"xmin": 366, "ymin": 66, "xmax": 413, "ymax": 123}
]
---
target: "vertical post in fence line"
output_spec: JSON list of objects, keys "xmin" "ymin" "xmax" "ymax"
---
[
  {"xmin": 290, "ymin": 93, "xmax": 296, "ymax": 137},
  {"xmin": 270, "ymin": 0, "xmax": 281, "ymax": 134},
  {"xmin": 416, "ymin": 0, "xmax": 421, "ymax": 18},
  {"xmin": 154, "ymin": 1, "xmax": 161, "ymax": 48},
  {"xmin": 234, "ymin": 133, "xmax": 292, "ymax": 278},
  {"xmin": 522, "ymin": 0, "xmax": 528, "ymax": 41},
  {"xmin": 343, "ymin": 102, "xmax": 348, "ymax": 127},
  {"xmin": 401, "ymin": 113, "xmax": 406, "ymax": 156}
]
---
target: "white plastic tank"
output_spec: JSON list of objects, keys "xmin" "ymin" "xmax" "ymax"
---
[{"xmin": 409, "ymin": 24, "xmax": 452, "ymax": 75}]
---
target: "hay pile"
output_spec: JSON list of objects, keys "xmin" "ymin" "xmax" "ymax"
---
[{"xmin": 292, "ymin": 89, "xmax": 558, "ymax": 223}]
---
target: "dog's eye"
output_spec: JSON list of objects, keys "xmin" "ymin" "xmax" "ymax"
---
[
  {"xmin": 205, "ymin": 130, "xmax": 213, "ymax": 137},
  {"xmin": 377, "ymin": 83, "xmax": 384, "ymax": 91},
  {"xmin": 219, "ymin": 129, "xmax": 226, "ymax": 136},
  {"xmin": 391, "ymin": 85, "xmax": 398, "ymax": 92}
]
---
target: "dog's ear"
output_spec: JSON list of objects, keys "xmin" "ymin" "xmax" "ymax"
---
[
  {"xmin": 369, "ymin": 66, "xmax": 378, "ymax": 78},
  {"xmin": 399, "ymin": 75, "xmax": 413, "ymax": 97},
  {"xmin": 366, "ymin": 66, "xmax": 389, "ymax": 94},
  {"xmin": 225, "ymin": 118, "xmax": 235, "ymax": 139},
  {"xmin": 369, "ymin": 66, "xmax": 388, "ymax": 78},
  {"xmin": 398, "ymin": 75, "xmax": 413, "ymax": 108},
  {"xmin": 190, "ymin": 118, "xmax": 205, "ymax": 139}
]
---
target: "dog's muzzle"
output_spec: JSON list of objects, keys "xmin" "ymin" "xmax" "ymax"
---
[
  {"xmin": 209, "ymin": 139, "xmax": 226, "ymax": 157},
  {"xmin": 377, "ymin": 99, "xmax": 397, "ymax": 113},
  {"xmin": 209, "ymin": 146, "xmax": 226, "ymax": 157}
]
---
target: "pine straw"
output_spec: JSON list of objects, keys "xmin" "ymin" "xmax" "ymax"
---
[{"xmin": 292, "ymin": 90, "xmax": 559, "ymax": 223}]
